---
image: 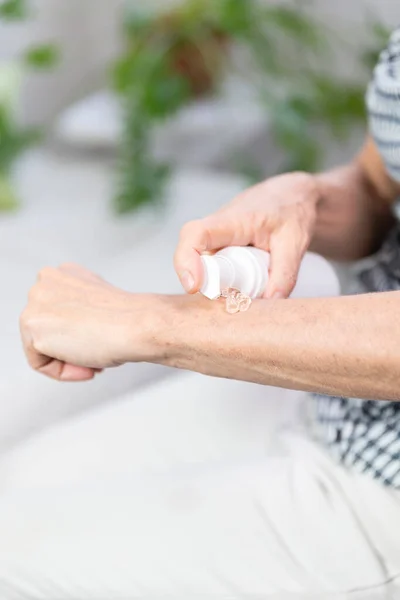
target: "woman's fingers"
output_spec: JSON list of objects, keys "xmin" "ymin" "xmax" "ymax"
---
[
  {"xmin": 56, "ymin": 363, "xmax": 98, "ymax": 382},
  {"xmin": 174, "ymin": 172, "xmax": 319, "ymax": 297},
  {"xmin": 26, "ymin": 344, "xmax": 98, "ymax": 382},
  {"xmin": 264, "ymin": 225, "xmax": 309, "ymax": 299},
  {"xmin": 38, "ymin": 359, "xmax": 96, "ymax": 382},
  {"xmin": 174, "ymin": 216, "xmax": 307, "ymax": 299},
  {"xmin": 20, "ymin": 307, "xmax": 99, "ymax": 382},
  {"xmin": 174, "ymin": 217, "xmax": 250, "ymax": 293}
]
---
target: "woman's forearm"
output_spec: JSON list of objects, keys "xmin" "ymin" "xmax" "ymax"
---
[
  {"xmin": 311, "ymin": 139, "xmax": 398, "ymax": 261},
  {"xmin": 151, "ymin": 293, "xmax": 400, "ymax": 401}
]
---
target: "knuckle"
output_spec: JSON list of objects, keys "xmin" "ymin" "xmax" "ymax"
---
[
  {"xmin": 178, "ymin": 219, "xmax": 211, "ymax": 255},
  {"xmin": 180, "ymin": 219, "xmax": 202, "ymax": 240},
  {"xmin": 281, "ymin": 223, "xmax": 309, "ymax": 253},
  {"xmin": 59, "ymin": 262, "xmax": 79, "ymax": 270},
  {"xmin": 37, "ymin": 266, "xmax": 57, "ymax": 282},
  {"xmin": 28, "ymin": 282, "xmax": 47, "ymax": 304},
  {"xmin": 19, "ymin": 308, "xmax": 35, "ymax": 334},
  {"xmin": 251, "ymin": 210, "xmax": 269, "ymax": 230}
]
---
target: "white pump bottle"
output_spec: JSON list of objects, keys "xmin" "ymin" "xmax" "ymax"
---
[{"xmin": 200, "ymin": 247, "xmax": 340, "ymax": 300}]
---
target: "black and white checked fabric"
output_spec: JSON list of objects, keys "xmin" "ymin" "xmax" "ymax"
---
[
  {"xmin": 367, "ymin": 27, "xmax": 400, "ymax": 182},
  {"xmin": 313, "ymin": 27, "xmax": 400, "ymax": 488}
]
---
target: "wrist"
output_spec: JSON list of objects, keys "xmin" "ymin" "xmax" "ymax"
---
[
  {"xmin": 130, "ymin": 293, "xmax": 225, "ymax": 368},
  {"xmin": 121, "ymin": 293, "xmax": 210, "ymax": 366},
  {"xmin": 311, "ymin": 156, "xmax": 396, "ymax": 260},
  {"xmin": 357, "ymin": 137, "xmax": 400, "ymax": 204},
  {"xmin": 122, "ymin": 293, "xmax": 169, "ymax": 364}
]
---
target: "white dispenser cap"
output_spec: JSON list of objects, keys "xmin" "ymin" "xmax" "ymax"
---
[
  {"xmin": 200, "ymin": 255, "xmax": 235, "ymax": 299},
  {"xmin": 200, "ymin": 246, "xmax": 340, "ymax": 301}
]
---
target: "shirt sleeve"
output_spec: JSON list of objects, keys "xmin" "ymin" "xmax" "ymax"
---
[{"xmin": 367, "ymin": 27, "xmax": 400, "ymax": 182}]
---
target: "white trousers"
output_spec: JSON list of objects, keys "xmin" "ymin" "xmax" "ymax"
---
[{"xmin": 0, "ymin": 373, "xmax": 400, "ymax": 600}]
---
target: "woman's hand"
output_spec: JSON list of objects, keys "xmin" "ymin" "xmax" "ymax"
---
[
  {"xmin": 174, "ymin": 172, "xmax": 319, "ymax": 299},
  {"xmin": 20, "ymin": 264, "xmax": 159, "ymax": 382}
]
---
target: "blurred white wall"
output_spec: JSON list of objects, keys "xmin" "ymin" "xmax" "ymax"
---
[
  {"xmin": 316, "ymin": 0, "xmax": 397, "ymax": 24},
  {"xmin": 0, "ymin": 0, "xmax": 123, "ymax": 124},
  {"xmin": 315, "ymin": 0, "xmax": 397, "ymax": 71},
  {"xmin": 0, "ymin": 0, "xmax": 398, "ymax": 125}
]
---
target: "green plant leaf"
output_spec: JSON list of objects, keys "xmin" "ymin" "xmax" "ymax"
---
[
  {"xmin": 0, "ymin": 172, "xmax": 18, "ymax": 211},
  {"xmin": 23, "ymin": 44, "xmax": 60, "ymax": 69},
  {"xmin": 270, "ymin": 97, "xmax": 311, "ymax": 148},
  {"xmin": 112, "ymin": 0, "xmax": 380, "ymax": 212},
  {"xmin": 217, "ymin": 0, "xmax": 258, "ymax": 37},
  {"xmin": 140, "ymin": 69, "xmax": 190, "ymax": 120},
  {"xmin": 0, "ymin": 0, "xmax": 28, "ymax": 20},
  {"xmin": 0, "ymin": 0, "xmax": 58, "ymax": 207},
  {"xmin": 114, "ymin": 49, "xmax": 191, "ymax": 119},
  {"xmin": 268, "ymin": 94, "xmax": 321, "ymax": 172},
  {"xmin": 0, "ymin": 104, "xmax": 40, "ymax": 173},
  {"xmin": 309, "ymin": 75, "xmax": 366, "ymax": 134},
  {"xmin": 262, "ymin": 5, "xmax": 324, "ymax": 51},
  {"xmin": 112, "ymin": 56, "xmax": 134, "ymax": 95},
  {"xmin": 360, "ymin": 20, "xmax": 390, "ymax": 71},
  {"xmin": 280, "ymin": 143, "xmax": 321, "ymax": 173},
  {"xmin": 115, "ymin": 160, "xmax": 169, "ymax": 214}
]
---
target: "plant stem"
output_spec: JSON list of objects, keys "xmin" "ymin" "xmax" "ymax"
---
[{"xmin": 0, "ymin": 171, "xmax": 19, "ymax": 211}]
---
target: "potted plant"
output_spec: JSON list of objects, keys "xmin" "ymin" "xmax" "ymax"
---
[
  {"xmin": 112, "ymin": 0, "xmax": 230, "ymax": 214},
  {"xmin": 112, "ymin": 0, "xmax": 389, "ymax": 215},
  {"xmin": 0, "ymin": 0, "xmax": 59, "ymax": 211}
]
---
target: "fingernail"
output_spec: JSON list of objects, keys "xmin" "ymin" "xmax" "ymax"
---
[{"xmin": 180, "ymin": 271, "xmax": 195, "ymax": 293}]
